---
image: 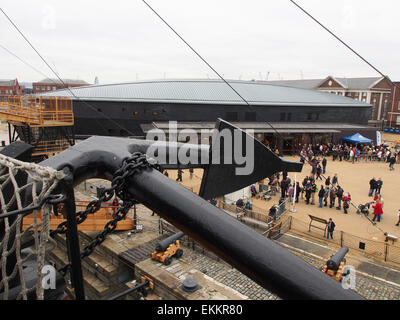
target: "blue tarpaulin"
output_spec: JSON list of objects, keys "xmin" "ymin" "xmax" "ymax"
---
[{"xmin": 341, "ymin": 133, "xmax": 373, "ymax": 144}]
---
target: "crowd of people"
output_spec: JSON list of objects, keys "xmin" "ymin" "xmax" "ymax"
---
[
  {"xmin": 299, "ymin": 142, "xmax": 399, "ymax": 167},
  {"xmin": 265, "ymin": 145, "xmax": 392, "ymax": 225}
]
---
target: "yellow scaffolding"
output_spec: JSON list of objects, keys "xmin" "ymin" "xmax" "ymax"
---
[
  {"xmin": 0, "ymin": 96, "xmax": 74, "ymax": 127},
  {"xmin": 0, "ymin": 96, "xmax": 75, "ymax": 159}
]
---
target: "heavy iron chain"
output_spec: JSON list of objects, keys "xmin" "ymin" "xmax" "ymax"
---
[{"xmin": 54, "ymin": 152, "xmax": 161, "ymax": 276}]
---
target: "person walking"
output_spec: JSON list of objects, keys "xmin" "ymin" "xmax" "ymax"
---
[
  {"xmin": 305, "ymin": 180, "xmax": 312, "ymax": 205},
  {"xmin": 322, "ymin": 157, "xmax": 327, "ymax": 174},
  {"xmin": 295, "ymin": 181, "xmax": 301, "ymax": 203},
  {"xmin": 176, "ymin": 168, "xmax": 183, "ymax": 182},
  {"xmin": 325, "ymin": 176, "xmax": 331, "ymax": 187},
  {"xmin": 326, "ymin": 218, "xmax": 335, "ymax": 239},
  {"xmin": 376, "ymin": 178, "xmax": 383, "ymax": 195},
  {"xmin": 372, "ymin": 199, "xmax": 383, "ymax": 223},
  {"xmin": 336, "ymin": 185, "xmax": 344, "ymax": 210},
  {"xmin": 316, "ymin": 164, "xmax": 323, "ymax": 180},
  {"xmin": 280, "ymin": 177, "xmax": 288, "ymax": 198},
  {"xmin": 189, "ymin": 167, "xmax": 194, "ymax": 179},
  {"xmin": 332, "ymin": 174, "xmax": 338, "ymax": 187},
  {"xmin": 318, "ymin": 185, "xmax": 325, "ymax": 208},
  {"xmin": 368, "ymin": 177, "xmax": 376, "ymax": 197},
  {"xmin": 329, "ymin": 186, "xmax": 337, "ymax": 208},
  {"xmin": 311, "ymin": 181, "xmax": 317, "ymax": 205},
  {"xmin": 288, "ymin": 184, "xmax": 294, "ymax": 202},
  {"xmin": 301, "ymin": 176, "xmax": 308, "ymax": 200},
  {"xmin": 367, "ymin": 148, "xmax": 373, "ymax": 161},
  {"xmin": 389, "ymin": 155, "xmax": 396, "ymax": 171},
  {"xmin": 343, "ymin": 192, "xmax": 351, "ymax": 214},
  {"xmin": 245, "ymin": 199, "xmax": 253, "ymax": 210},
  {"xmin": 323, "ymin": 185, "xmax": 329, "ymax": 207},
  {"xmin": 396, "ymin": 209, "xmax": 400, "ymax": 226}
]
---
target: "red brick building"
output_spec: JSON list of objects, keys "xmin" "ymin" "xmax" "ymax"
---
[
  {"xmin": 265, "ymin": 76, "xmax": 394, "ymax": 128},
  {"xmin": 0, "ymin": 79, "xmax": 22, "ymax": 102},
  {"xmin": 33, "ymin": 78, "xmax": 89, "ymax": 93},
  {"xmin": 387, "ymin": 81, "xmax": 400, "ymax": 128}
]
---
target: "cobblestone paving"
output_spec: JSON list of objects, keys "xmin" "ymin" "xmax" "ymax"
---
[
  {"xmin": 179, "ymin": 244, "xmax": 400, "ymax": 300},
  {"xmin": 180, "ymin": 249, "xmax": 278, "ymax": 300},
  {"xmin": 289, "ymin": 250, "xmax": 400, "ymax": 299}
]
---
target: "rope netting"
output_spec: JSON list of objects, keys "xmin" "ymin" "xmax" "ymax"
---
[{"xmin": 0, "ymin": 154, "xmax": 65, "ymax": 300}]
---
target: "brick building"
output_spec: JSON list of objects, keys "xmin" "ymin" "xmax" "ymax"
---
[
  {"xmin": 265, "ymin": 76, "xmax": 394, "ymax": 128},
  {"xmin": 387, "ymin": 81, "xmax": 400, "ymax": 128},
  {"xmin": 32, "ymin": 78, "xmax": 89, "ymax": 93},
  {"xmin": 0, "ymin": 79, "xmax": 22, "ymax": 102}
]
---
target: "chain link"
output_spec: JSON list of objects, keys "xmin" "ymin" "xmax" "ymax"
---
[{"xmin": 54, "ymin": 152, "xmax": 161, "ymax": 276}]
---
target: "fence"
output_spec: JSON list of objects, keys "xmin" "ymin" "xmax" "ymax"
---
[
  {"xmin": 279, "ymin": 215, "xmax": 400, "ymax": 265},
  {"xmin": 218, "ymin": 201, "xmax": 273, "ymax": 224},
  {"xmin": 274, "ymin": 197, "xmax": 290, "ymax": 220}
]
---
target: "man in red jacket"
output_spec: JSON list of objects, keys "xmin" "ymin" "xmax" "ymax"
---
[{"xmin": 372, "ymin": 199, "xmax": 383, "ymax": 223}]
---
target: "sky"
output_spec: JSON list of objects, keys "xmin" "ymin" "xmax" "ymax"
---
[{"xmin": 1, "ymin": 0, "xmax": 399, "ymax": 84}]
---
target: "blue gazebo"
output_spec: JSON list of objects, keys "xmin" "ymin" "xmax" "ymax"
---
[{"xmin": 341, "ymin": 133, "xmax": 373, "ymax": 144}]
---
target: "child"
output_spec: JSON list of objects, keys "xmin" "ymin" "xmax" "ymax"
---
[{"xmin": 343, "ymin": 192, "xmax": 351, "ymax": 214}]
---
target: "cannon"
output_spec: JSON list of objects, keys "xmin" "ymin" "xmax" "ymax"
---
[
  {"xmin": 152, "ymin": 231, "xmax": 185, "ymax": 265},
  {"xmin": 323, "ymin": 246, "xmax": 349, "ymax": 282}
]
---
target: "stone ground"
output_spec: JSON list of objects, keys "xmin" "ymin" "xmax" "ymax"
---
[{"xmin": 178, "ymin": 249, "xmax": 278, "ymax": 300}]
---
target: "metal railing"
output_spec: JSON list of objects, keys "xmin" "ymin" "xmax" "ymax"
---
[
  {"xmin": 33, "ymin": 139, "xmax": 72, "ymax": 156},
  {"xmin": 0, "ymin": 96, "xmax": 74, "ymax": 126},
  {"xmin": 279, "ymin": 215, "xmax": 400, "ymax": 265}
]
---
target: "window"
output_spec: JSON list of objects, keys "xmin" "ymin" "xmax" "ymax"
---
[
  {"xmin": 371, "ymin": 99, "xmax": 377, "ymax": 116},
  {"xmin": 225, "ymin": 112, "xmax": 238, "ymax": 121},
  {"xmin": 307, "ymin": 113, "xmax": 312, "ymax": 120},
  {"xmin": 287, "ymin": 113, "xmax": 292, "ymax": 122},
  {"xmin": 52, "ymin": 86, "xmax": 56, "ymax": 90},
  {"xmin": 362, "ymin": 92, "xmax": 367, "ymax": 102},
  {"xmin": 315, "ymin": 113, "xmax": 320, "ymax": 121},
  {"xmin": 383, "ymin": 99, "xmax": 388, "ymax": 118},
  {"xmin": 245, "ymin": 112, "xmax": 256, "ymax": 121},
  {"xmin": 280, "ymin": 112, "xmax": 286, "ymax": 121},
  {"xmin": 397, "ymin": 101, "xmax": 400, "ymax": 111}
]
